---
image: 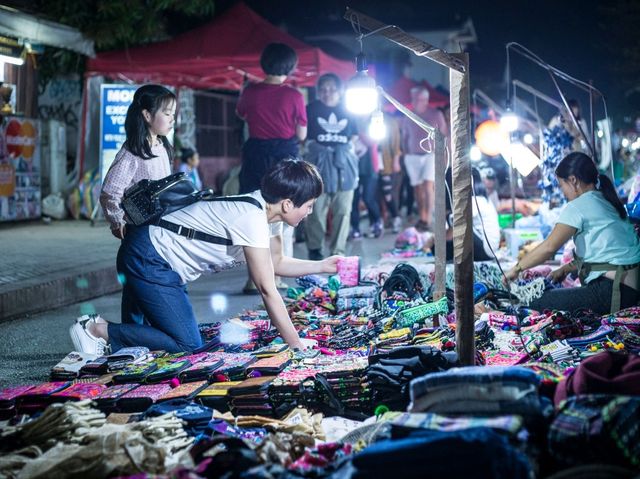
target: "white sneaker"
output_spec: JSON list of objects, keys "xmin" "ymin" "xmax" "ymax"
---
[
  {"xmin": 75, "ymin": 314, "xmax": 108, "ymax": 325},
  {"xmin": 69, "ymin": 321, "xmax": 108, "ymax": 356},
  {"xmin": 392, "ymin": 216, "xmax": 403, "ymax": 234}
]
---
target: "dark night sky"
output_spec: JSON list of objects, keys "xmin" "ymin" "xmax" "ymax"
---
[{"xmin": 234, "ymin": 0, "xmax": 621, "ymax": 123}]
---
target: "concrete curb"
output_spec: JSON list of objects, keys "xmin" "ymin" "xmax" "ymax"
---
[{"xmin": 0, "ymin": 266, "xmax": 123, "ymax": 322}]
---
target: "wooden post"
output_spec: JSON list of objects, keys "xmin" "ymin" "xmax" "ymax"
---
[
  {"xmin": 449, "ymin": 53, "xmax": 475, "ymax": 366},
  {"xmin": 433, "ymin": 129, "xmax": 446, "ymax": 312}
]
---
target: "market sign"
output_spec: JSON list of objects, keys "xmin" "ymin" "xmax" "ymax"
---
[
  {"xmin": 99, "ymin": 84, "xmax": 138, "ymax": 182},
  {"xmin": 6, "ymin": 118, "xmax": 36, "ymax": 160},
  {"xmin": 0, "ymin": 35, "xmax": 23, "ymax": 61}
]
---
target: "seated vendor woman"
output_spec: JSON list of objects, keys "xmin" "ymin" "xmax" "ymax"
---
[
  {"xmin": 70, "ymin": 159, "xmax": 340, "ymax": 355},
  {"xmin": 505, "ymin": 152, "xmax": 640, "ymax": 315}
]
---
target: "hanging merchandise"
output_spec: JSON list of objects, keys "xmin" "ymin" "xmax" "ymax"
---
[{"xmin": 539, "ymin": 126, "xmax": 574, "ymax": 206}]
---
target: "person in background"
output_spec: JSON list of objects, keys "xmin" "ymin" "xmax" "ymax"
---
[
  {"xmin": 236, "ymin": 42, "xmax": 307, "ymax": 292},
  {"xmin": 548, "ymin": 99, "xmax": 590, "ymax": 153},
  {"xmin": 401, "ymin": 86, "xmax": 449, "ymax": 231},
  {"xmin": 350, "ymin": 125, "xmax": 383, "ymax": 239},
  {"xmin": 506, "ymin": 152, "xmax": 640, "ymax": 314},
  {"xmin": 379, "ymin": 113, "xmax": 403, "ymax": 233},
  {"xmin": 70, "ymin": 160, "xmax": 339, "ymax": 355},
  {"xmin": 434, "ymin": 167, "xmax": 499, "ymax": 261},
  {"xmin": 480, "ymin": 166, "xmax": 500, "ymax": 209},
  {"xmin": 178, "ymin": 147, "xmax": 202, "ymax": 190},
  {"xmin": 100, "ymin": 84, "xmax": 176, "ymax": 240},
  {"xmin": 304, "ymin": 73, "xmax": 358, "ymax": 260}
]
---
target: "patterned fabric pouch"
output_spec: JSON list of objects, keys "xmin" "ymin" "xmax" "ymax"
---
[
  {"xmin": 0, "ymin": 385, "xmax": 35, "ymax": 419},
  {"xmin": 157, "ymin": 381, "xmax": 209, "ymax": 402},
  {"xmin": 50, "ymin": 383, "xmax": 107, "ymax": 402},
  {"xmin": 95, "ymin": 383, "xmax": 139, "ymax": 412},
  {"xmin": 15, "ymin": 381, "xmax": 71, "ymax": 413},
  {"xmin": 116, "ymin": 383, "xmax": 172, "ymax": 412},
  {"xmin": 181, "ymin": 354, "xmax": 225, "ymax": 382},
  {"xmin": 246, "ymin": 352, "xmax": 291, "ymax": 376},
  {"xmin": 211, "ymin": 354, "xmax": 256, "ymax": 382},
  {"xmin": 195, "ymin": 381, "xmax": 241, "ymax": 411},
  {"xmin": 146, "ymin": 359, "xmax": 192, "ymax": 383},
  {"xmin": 112, "ymin": 361, "xmax": 159, "ymax": 384},
  {"xmin": 50, "ymin": 351, "xmax": 100, "ymax": 380}
]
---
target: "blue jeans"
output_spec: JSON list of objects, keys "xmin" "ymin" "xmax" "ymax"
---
[{"xmin": 109, "ymin": 225, "xmax": 202, "ymax": 353}]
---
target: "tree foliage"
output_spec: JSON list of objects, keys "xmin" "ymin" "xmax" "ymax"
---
[{"xmin": 32, "ymin": 0, "xmax": 215, "ymax": 84}]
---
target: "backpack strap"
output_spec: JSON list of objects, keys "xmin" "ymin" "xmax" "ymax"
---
[{"xmin": 156, "ymin": 195, "xmax": 263, "ymax": 245}]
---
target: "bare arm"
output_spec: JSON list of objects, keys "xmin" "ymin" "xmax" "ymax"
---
[
  {"xmin": 296, "ymin": 124, "xmax": 307, "ymax": 142},
  {"xmin": 505, "ymin": 223, "xmax": 577, "ymax": 281},
  {"xmin": 243, "ymin": 245, "xmax": 303, "ymax": 349},
  {"xmin": 269, "ymin": 235, "xmax": 339, "ymax": 277}
]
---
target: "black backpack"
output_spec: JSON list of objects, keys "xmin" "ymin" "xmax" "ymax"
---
[
  {"xmin": 121, "ymin": 172, "xmax": 262, "ymax": 245},
  {"xmin": 381, "ymin": 263, "xmax": 425, "ymax": 300}
]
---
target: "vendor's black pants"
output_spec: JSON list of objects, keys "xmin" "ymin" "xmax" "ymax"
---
[{"xmin": 529, "ymin": 277, "xmax": 639, "ymax": 315}]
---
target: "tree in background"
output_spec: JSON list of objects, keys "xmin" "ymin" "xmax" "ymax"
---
[{"xmin": 28, "ymin": 0, "xmax": 215, "ymax": 85}]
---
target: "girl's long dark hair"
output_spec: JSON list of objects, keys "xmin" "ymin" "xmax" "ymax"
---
[
  {"xmin": 556, "ymin": 152, "xmax": 626, "ymax": 219},
  {"xmin": 124, "ymin": 84, "xmax": 176, "ymax": 162}
]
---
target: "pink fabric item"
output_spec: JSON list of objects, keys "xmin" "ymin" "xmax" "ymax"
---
[
  {"xmin": 99, "ymin": 143, "xmax": 171, "ymax": 229},
  {"xmin": 521, "ymin": 265, "xmax": 552, "ymax": 280},
  {"xmin": 337, "ymin": 256, "xmax": 360, "ymax": 287},
  {"xmin": 236, "ymin": 82, "xmax": 307, "ymax": 139},
  {"xmin": 554, "ymin": 351, "xmax": 640, "ymax": 407}
]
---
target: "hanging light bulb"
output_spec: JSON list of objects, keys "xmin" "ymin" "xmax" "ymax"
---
[
  {"xmin": 470, "ymin": 145, "xmax": 482, "ymax": 161},
  {"xmin": 523, "ymin": 133, "xmax": 534, "ymax": 145},
  {"xmin": 368, "ymin": 109, "xmax": 386, "ymax": 140},
  {"xmin": 345, "ymin": 52, "xmax": 378, "ymax": 115},
  {"xmin": 500, "ymin": 109, "xmax": 519, "ymax": 132}
]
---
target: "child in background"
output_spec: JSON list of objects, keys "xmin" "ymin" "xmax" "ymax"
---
[
  {"xmin": 100, "ymin": 84, "xmax": 176, "ymax": 240},
  {"xmin": 178, "ymin": 147, "xmax": 202, "ymax": 190}
]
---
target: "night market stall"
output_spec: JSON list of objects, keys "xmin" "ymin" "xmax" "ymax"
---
[{"xmin": 2, "ymin": 8, "xmax": 640, "ymax": 479}]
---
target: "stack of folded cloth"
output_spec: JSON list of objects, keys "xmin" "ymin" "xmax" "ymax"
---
[
  {"xmin": 0, "ymin": 385, "xmax": 35, "ymax": 419},
  {"xmin": 228, "ymin": 376, "xmax": 278, "ymax": 417},
  {"xmin": 336, "ymin": 285, "xmax": 378, "ymax": 313},
  {"xmin": 375, "ymin": 328, "xmax": 413, "ymax": 353},
  {"xmin": 50, "ymin": 351, "xmax": 100, "ymax": 380},
  {"xmin": 409, "ymin": 365, "xmax": 546, "ymax": 420},
  {"xmin": 317, "ymin": 356, "xmax": 371, "ymax": 415},
  {"xmin": 145, "ymin": 399, "xmax": 214, "ymax": 436},
  {"xmin": 270, "ymin": 366, "xmax": 318, "ymax": 411},
  {"xmin": 368, "ymin": 346, "xmax": 458, "ymax": 411},
  {"xmin": 246, "ymin": 352, "xmax": 291, "ymax": 376}
]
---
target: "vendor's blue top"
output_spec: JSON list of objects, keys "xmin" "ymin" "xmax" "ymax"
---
[{"xmin": 557, "ymin": 190, "xmax": 640, "ymax": 283}]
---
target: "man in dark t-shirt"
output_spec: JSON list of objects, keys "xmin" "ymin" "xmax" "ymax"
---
[{"xmin": 304, "ymin": 73, "xmax": 359, "ymax": 259}]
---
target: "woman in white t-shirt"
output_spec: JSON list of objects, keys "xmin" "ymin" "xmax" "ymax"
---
[
  {"xmin": 70, "ymin": 160, "xmax": 339, "ymax": 355},
  {"xmin": 506, "ymin": 152, "xmax": 640, "ymax": 314}
]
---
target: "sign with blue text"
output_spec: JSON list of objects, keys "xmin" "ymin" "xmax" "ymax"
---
[{"xmin": 99, "ymin": 84, "xmax": 138, "ymax": 181}]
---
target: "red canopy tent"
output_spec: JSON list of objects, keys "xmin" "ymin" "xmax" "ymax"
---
[{"xmin": 86, "ymin": 2, "xmax": 355, "ymax": 89}]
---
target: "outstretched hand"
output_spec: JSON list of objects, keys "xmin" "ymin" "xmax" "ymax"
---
[
  {"xmin": 321, "ymin": 255, "xmax": 342, "ymax": 274},
  {"xmin": 548, "ymin": 266, "xmax": 568, "ymax": 283}
]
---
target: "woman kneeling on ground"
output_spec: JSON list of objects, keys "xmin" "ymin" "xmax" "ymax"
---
[
  {"xmin": 70, "ymin": 160, "xmax": 339, "ymax": 354},
  {"xmin": 505, "ymin": 152, "xmax": 640, "ymax": 315}
]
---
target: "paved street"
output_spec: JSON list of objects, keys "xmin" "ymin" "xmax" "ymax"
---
[{"xmin": 0, "ymin": 219, "xmax": 395, "ymax": 386}]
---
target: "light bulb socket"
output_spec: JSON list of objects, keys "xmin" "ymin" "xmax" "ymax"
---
[{"xmin": 356, "ymin": 52, "xmax": 368, "ymax": 73}]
